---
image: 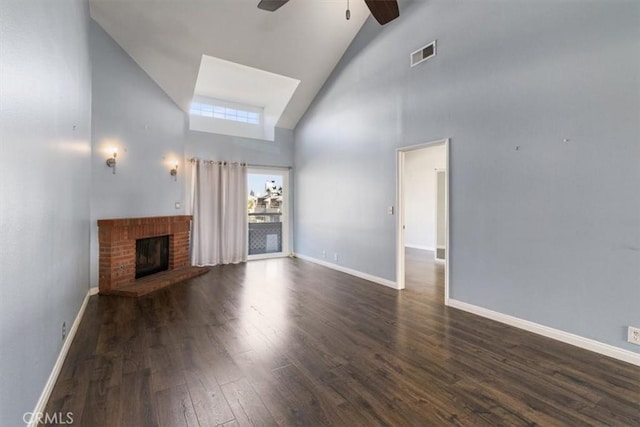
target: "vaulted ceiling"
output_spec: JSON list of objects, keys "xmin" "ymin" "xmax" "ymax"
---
[{"xmin": 89, "ymin": 0, "xmax": 371, "ymax": 129}]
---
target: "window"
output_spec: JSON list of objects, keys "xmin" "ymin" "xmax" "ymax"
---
[{"xmin": 190, "ymin": 102, "xmax": 260, "ymax": 125}]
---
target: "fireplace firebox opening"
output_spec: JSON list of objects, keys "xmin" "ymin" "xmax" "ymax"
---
[{"xmin": 136, "ymin": 235, "xmax": 169, "ymax": 279}]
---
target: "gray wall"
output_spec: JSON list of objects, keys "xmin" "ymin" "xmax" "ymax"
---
[
  {"xmin": 186, "ymin": 128, "xmax": 293, "ymax": 167},
  {"xmin": 294, "ymin": 0, "xmax": 640, "ymax": 351},
  {"xmin": 0, "ymin": 0, "xmax": 92, "ymax": 423},
  {"xmin": 89, "ymin": 21, "xmax": 188, "ymax": 287},
  {"xmin": 89, "ymin": 21, "xmax": 294, "ymax": 286}
]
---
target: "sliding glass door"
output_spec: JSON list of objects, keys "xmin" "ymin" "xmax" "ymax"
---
[{"xmin": 247, "ymin": 168, "xmax": 290, "ymax": 259}]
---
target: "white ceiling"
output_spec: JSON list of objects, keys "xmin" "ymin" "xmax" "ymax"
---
[{"xmin": 89, "ymin": 0, "xmax": 371, "ymax": 129}]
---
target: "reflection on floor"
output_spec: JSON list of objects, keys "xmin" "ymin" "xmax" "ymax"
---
[{"xmin": 405, "ymin": 247, "xmax": 444, "ymax": 301}]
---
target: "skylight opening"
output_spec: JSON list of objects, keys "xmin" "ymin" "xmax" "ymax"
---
[{"xmin": 191, "ymin": 102, "xmax": 260, "ymax": 125}]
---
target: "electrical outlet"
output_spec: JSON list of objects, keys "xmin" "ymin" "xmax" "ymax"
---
[
  {"xmin": 322, "ymin": 250, "xmax": 326, "ymax": 258},
  {"xmin": 628, "ymin": 326, "xmax": 640, "ymax": 345},
  {"xmin": 334, "ymin": 253, "xmax": 339, "ymax": 262},
  {"xmin": 62, "ymin": 322, "xmax": 67, "ymax": 340}
]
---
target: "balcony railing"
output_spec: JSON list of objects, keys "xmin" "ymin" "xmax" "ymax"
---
[
  {"xmin": 248, "ymin": 222, "xmax": 282, "ymax": 255},
  {"xmin": 248, "ymin": 211, "xmax": 281, "ymax": 223},
  {"xmin": 248, "ymin": 211, "xmax": 282, "ymax": 255}
]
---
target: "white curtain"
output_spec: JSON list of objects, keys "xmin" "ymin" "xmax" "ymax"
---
[{"xmin": 191, "ymin": 160, "xmax": 248, "ymax": 266}]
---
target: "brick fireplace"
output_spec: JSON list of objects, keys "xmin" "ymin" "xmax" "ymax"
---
[{"xmin": 98, "ymin": 215, "xmax": 208, "ymax": 296}]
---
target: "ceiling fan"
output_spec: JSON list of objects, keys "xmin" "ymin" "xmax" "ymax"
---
[{"xmin": 257, "ymin": 0, "xmax": 400, "ymax": 25}]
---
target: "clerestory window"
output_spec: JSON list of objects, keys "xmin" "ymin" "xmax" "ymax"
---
[{"xmin": 190, "ymin": 102, "xmax": 261, "ymax": 125}]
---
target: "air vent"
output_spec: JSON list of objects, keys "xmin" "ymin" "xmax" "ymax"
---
[{"xmin": 410, "ymin": 40, "xmax": 436, "ymax": 67}]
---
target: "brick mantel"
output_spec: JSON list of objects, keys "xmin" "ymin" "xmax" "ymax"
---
[{"xmin": 98, "ymin": 215, "xmax": 207, "ymax": 296}]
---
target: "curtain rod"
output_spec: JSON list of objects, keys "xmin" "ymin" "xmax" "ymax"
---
[
  {"xmin": 189, "ymin": 158, "xmax": 291, "ymax": 170},
  {"xmin": 248, "ymin": 164, "xmax": 292, "ymax": 170}
]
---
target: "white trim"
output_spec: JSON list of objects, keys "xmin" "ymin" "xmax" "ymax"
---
[
  {"xmin": 294, "ymin": 253, "xmax": 398, "ymax": 290},
  {"xmin": 248, "ymin": 253, "xmax": 290, "ymax": 261},
  {"xmin": 396, "ymin": 138, "xmax": 450, "ymax": 304},
  {"xmin": 396, "ymin": 150, "xmax": 406, "ymax": 289},
  {"xmin": 448, "ymin": 299, "xmax": 640, "ymax": 367},
  {"xmin": 404, "ymin": 244, "xmax": 435, "ymax": 251},
  {"xmin": 444, "ymin": 143, "xmax": 450, "ymax": 304},
  {"xmin": 28, "ymin": 288, "xmax": 95, "ymax": 427}
]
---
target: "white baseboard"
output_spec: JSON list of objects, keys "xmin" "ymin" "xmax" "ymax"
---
[
  {"xmin": 294, "ymin": 253, "xmax": 399, "ymax": 290},
  {"xmin": 28, "ymin": 288, "xmax": 95, "ymax": 427},
  {"xmin": 448, "ymin": 298, "xmax": 640, "ymax": 367},
  {"xmin": 404, "ymin": 244, "xmax": 435, "ymax": 251}
]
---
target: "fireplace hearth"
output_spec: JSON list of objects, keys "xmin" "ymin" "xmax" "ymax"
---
[{"xmin": 97, "ymin": 215, "xmax": 208, "ymax": 296}]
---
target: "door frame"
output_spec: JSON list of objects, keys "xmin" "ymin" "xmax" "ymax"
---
[
  {"xmin": 434, "ymin": 168, "xmax": 447, "ymax": 263},
  {"xmin": 247, "ymin": 166, "xmax": 291, "ymax": 260},
  {"xmin": 396, "ymin": 138, "xmax": 450, "ymax": 305}
]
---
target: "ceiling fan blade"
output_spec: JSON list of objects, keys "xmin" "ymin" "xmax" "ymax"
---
[
  {"xmin": 364, "ymin": 0, "xmax": 400, "ymax": 25},
  {"xmin": 257, "ymin": 0, "xmax": 290, "ymax": 12}
]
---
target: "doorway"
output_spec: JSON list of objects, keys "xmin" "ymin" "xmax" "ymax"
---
[
  {"xmin": 396, "ymin": 139, "xmax": 449, "ymax": 303},
  {"xmin": 247, "ymin": 167, "xmax": 290, "ymax": 260},
  {"xmin": 435, "ymin": 169, "xmax": 446, "ymax": 262}
]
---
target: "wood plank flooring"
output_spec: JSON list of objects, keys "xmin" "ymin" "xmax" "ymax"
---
[{"xmin": 44, "ymin": 249, "xmax": 639, "ymax": 426}]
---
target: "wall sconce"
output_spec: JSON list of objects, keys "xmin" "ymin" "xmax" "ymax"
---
[
  {"xmin": 170, "ymin": 161, "xmax": 178, "ymax": 181},
  {"xmin": 106, "ymin": 148, "xmax": 117, "ymax": 174}
]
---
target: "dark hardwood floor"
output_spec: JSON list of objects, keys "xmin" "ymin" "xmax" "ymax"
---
[{"xmin": 44, "ymin": 250, "xmax": 639, "ymax": 426}]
